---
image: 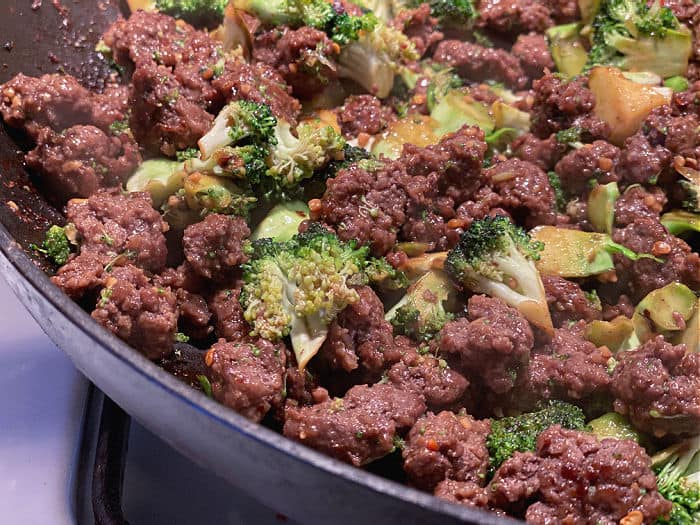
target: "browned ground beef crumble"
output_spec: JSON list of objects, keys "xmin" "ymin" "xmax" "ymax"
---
[{"xmin": 3, "ymin": 3, "xmax": 700, "ymax": 522}]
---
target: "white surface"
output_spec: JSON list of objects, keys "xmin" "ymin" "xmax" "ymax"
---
[{"xmin": 0, "ymin": 273, "xmax": 88, "ymax": 524}]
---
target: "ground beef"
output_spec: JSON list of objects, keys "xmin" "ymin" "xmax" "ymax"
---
[
  {"xmin": 50, "ymin": 251, "xmax": 107, "ymax": 299},
  {"xmin": 477, "ymin": 0, "xmax": 554, "ymax": 34},
  {"xmin": 545, "ymin": 0, "xmax": 580, "ymax": 22},
  {"xmin": 283, "ymin": 383, "xmax": 426, "ymax": 466},
  {"xmin": 175, "ymin": 289, "xmax": 212, "ymax": 340},
  {"xmin": 155, "ymin": 262, "xmax": 209, "ymax": 295},
  {"xmin": 205, "ymin": 338, "xmax": 286, "ymax": 422},
  {"xmin": 616, "ymin": 132, "xmax": 673, "ymax": 186},
  {"xmin": 25, "ymin": 126, "xmax": 141, "ymax": 203},
  {"xmin": 526, "ymin": 322, "xmax": 612, "ymax": 405},
  {"xmin": 66, "ymin": 189, "xmax": 169, "ymax": 272},
  {"xmin": 512, "ymin": 133, "xmax": 566, "ymax": 172},
  {"xmin": 612, "ymin": 336, "xmax": 700, "ymax": 437},
  {"xmin": 644, "ymin": 105, "xmax": 700, "ymax": 158},
  {"xmin": 213, "ymin": 60, "xmax": 301, "ymax": 127},
  {"xmin": 387, "ymin": 345, "xmax": 469, "ymax": 412},
  {"xmin": 253, "ymin": 26, "xmax": 339, "ymax": 99},
  {"xmin": 433, "ymin": 40, "xmax": 528, "ymax": 90},
  {"xmin": 601, "ymin": 294, "xmax": 635, "ymax": 321},
  {"xmin": 182, "ymin": 214, "xmax": 250, "ymax": 282},
  {"xmin": 403, "ymin": 411, "xmax": 490, "ymax": 491},
  {"xmin": 486, "ymin": 158, "xmax": 558, "ymax": 227},
  {"xmin": 530, "ymin": 73, "xmax": 598, "ymax": 139},
  {"xmin": 666, "ymin": 0, "xmax": 699, "ymax": 22},
  {"xmin": 434, "ymin": 480, "xmax": 491, "ymax": 509},
  {"xmin": 614, "ymin": 185, "xmax": 668, "ymax": 227},
  {"xmin": 337, "ymin": 94, "xmax": 396, "ymax": 139},
  {"xmin": 511, "ymin": 33, "xmax": 554, "ymax": 81},
  {"xmin": 91, "ymin": 264, "xmax": 178, "ymax": 360},
  {"xmin": 208, "ymin": 287, "xmax": 250, "ymax": 342},
  {"xmin": 542, "ymin": 275, "xmax": 602, "ymax": 328},
  {"xmin": 455, "ymin": 186, "xmax": 511, "ymax": 230},
  {"xmin": 554, "ymin": 141, "xmax": 620, "ymax": 197},
  {"xmin": 440, "ymin": 295, "xmax": 534, "ymax": 394},
  {"xmin": 612, "ymin": 217, "xmax": 700, "ymax": 301},
  {"xmin": 0, "ymin": 73, "xmax": 127, "ymax": 139},
  {"xmin": 488, "ymin": 426, "xmax": 672, "ymax": 523},
  {"xmin": 129, "ymin": 61, "xmax": 214, "ymax": 156},
  {"xmin": 318, "ymin": 286, "xmax": 401, "ymax": 382},
  {"xmin": 390, "ymin": 4, "xmax": 444, "ymax": 57}
]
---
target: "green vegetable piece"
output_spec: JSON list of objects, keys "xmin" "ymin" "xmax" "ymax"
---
[
  {"xmin": 632, "ymin": 282, "xmax": 697, "ymax": 343},
  {"xmin": 445, "ymin": 216, "xmax": 553, "ymax": 335},
  {"xmin": 251, "ymin": 201, "xmax": 309, "ymax": 242},
  {"xmin": 397, "ymin": 251, "xmax": 448, "ymax": 282},
  {"xmin": 197, "ymin": 374, "xmax": 213, "ymax": 398},
  {"xmin": 405, "ymin": 0, "xmax": 477, "ymax": 29},
  {"xmin": 651, "ymin": 436, "xmax": 700, "ymax": 525},
  {"xmin": 491, "ymin": 101, "xmax": 530, "ymax": 136},
  {"xmin": 588, "ymin": 412, "xmax": 646, "ymax": 443},
  {"xmin": 385, "ymin": 270, "xmax": 455, "ymax": 342},
  {"xmin": 183, "ymin": 173, "xmax": 257, "ymax": 217},
  {"xmin": 578, "ymin": 0, "xmax": 602, "ymax": 25},
  {"xmin": 546, "ymin": 23, "xmax": 589, "ymax": 77},
  {"xmin": 30, "ymin": 224, "xmax": 74, "ymax": 266},
  {"xmin": 531, "ymin": 226, "xmax": 661, "ymax": 278},
  {"xmin": 152, "ymin": 0, "xmax": 227, "ymax": 27},
  {"xmin": 674, "ymin": 298, "xmax": 699, "ymax": 352},
  {"xmin": 661, "ymin": 210, "xmax": 700, "ymax": 236},
  {"xmin": 585, "ymin": 316, "xmax": 639, "ymax": 352},
  {"xmin": 487, "ymin": 400, "xmax": 587, "ymax": 472},
  {"xmin": 125, "ymin": 158, "xmax": 185, "ymax": 207},
  {"xmin": 587, "ymin": 182, "xmax": 620, "ymax": 234},
  {"xmin": 429, "ymin": 89, "xmax": 495, "ymax": 137}
]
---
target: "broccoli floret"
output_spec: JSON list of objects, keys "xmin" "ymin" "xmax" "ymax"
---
[
  {"xmin": 30, "ymin": 224, "xmax": 75, "ymax": 266},
  {"xmin": 183, "ymin": 173, "xmax": 257, "ymax": 217},
  {"xmin": 555, "ymin": 126, "xmax": 585, "ymax": 148},
  {"xmin": 676, "ymin": 168, "xmax": 700, "ymax": 213},
  {"xmin": 198, "ymin": 100, "xmax": 277, "ymax": 160},
  {"xmin": 337, "ymin": 21, "xmax": 420, "ymax": 98},
  {"xmin": 354, "ymin": 0, "xmax": 406, "ymax": 22},
  {"xmin": 263, "ymin": 120, "xmax": 345, "ymax": 199},
  {"xmin": 445, "ymin": 216, "xmax": 554, "ymax": 335},
  {"xmin": 547, "ymin": 171, "xmax": 568, "ymax": 212},
  {"xmin": 425, "ymin": 66, "xmax": 463, "ymax": 111},
  {"xmin": 175, "ymin": 147, "xmax": 200, "ymax": 162},
  {"xmin": 320, "ymin": 144, "xmax": 373, "ymax": 180},
  {"xmin": 486, "ymin": 400, "xmax": 587, "ymax": 472},
  {"xmin": 386, "ymin": 270, "xmax": 454, "ymax": 341},
  {"xmin": 154, "ymin": 0, "xmax": 228, "ymax": 27},
  {"xmin": 326, "ymin": 11, "xmax": 378, "ymax": 45},
  {"xmin": 187, "ymin": 144, "xmax": 269, "ymax": 182},
  {"xmin": 240, "ymin": 223, "xmax": 377, "ymax": 369},
  {"xmin": 585, "ymin": 0, "xmax": 692, "ymax": 78},
  {"xmin": 652, "ymin": 436, "xmax": 700, "ymax": 525},
  {"xmin": 364, "ymin": 256, "xmax": 410, "ymax": 290},
  {"xmin": 405, "ymin": 0, "xmax": 477, "ymax": 28}
]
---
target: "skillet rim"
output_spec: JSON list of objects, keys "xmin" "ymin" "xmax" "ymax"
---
[{"xmin": 0, "ymin": 220, "xmax": 520, "ymax": 525}]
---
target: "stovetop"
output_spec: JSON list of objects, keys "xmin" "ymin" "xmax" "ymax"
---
[{"xmin": 0, "ymin": 274, "xmax": 291, "ymax": 524}]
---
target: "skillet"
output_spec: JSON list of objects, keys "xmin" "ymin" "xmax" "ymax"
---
[{"xmin": 0, "ymin": 1, "xmax": 518, "ymax": 523}]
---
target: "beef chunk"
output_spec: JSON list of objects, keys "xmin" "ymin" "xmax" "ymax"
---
[
  {"xmin": 512, "ymin": 133, "xmax": 566, "ymax": 172},
  {"xmin": 129, "ymin": 61, "xmax": 214, "ymax": 156},
  {"xmin": 0, "ymin": 73, "xmax": 127, "ymax": 139},
  {"xmin": 91, "ymin": 265, "xmax": 178, "ymax": 360},
  {"xmin": 477, "ymin": 0, "xmax": 554, "ymax": 34},
  {"xmin": 283, "ymin": 383, "xmax": 426, "ymax": 466},
  {"xmin": 488, "ymin": 427, "xmax": 672, "ymax": 524},
  {"xmin": 542, "ymin": 275, "xmax": 602, "ymax": 328},
  {"xmin": 527, "ymin": 322, "xmax": 612, "ymax": 404},
  {"xmin": 390, "ymin": 3, "xmax": 444, "ymax": 57},
  {"xmin": 403, "ymin": 411, "xmax": 490, "ymax": 491},
  {"xmin": 531, "ymin": 73, "xmax": 600, "ymax": 139},
  {"xmin": 511, "ymin": 33, "xmax": 554, "ymax": 81},
  {"xmin": 337, "ymin": 94, "xmax": 396, "ymax": 139},
  {"xmin": 25, "ymin": 126, "xmax": 141, "ymax": 203},
  {"xmin": 644, "ymin": 105, "xmax": 700, "ymax": 158},
  {"xmin": 616, "ymin": 132, "xmax": 673, "ymax": 186},
  {"xmin": 486, "ymin": 158, "xmax": 558, "ymax": 227},
  {"xmin": 544, "ymin": 0, "xmax": 580, "ymax": 22},
  {"xmin": 434, "ymin": 480, "xmax": 491, "ymax": 509},
  {"xmin": 612, "ymin": 336, "xmax": 700, "ymax": 437},
  {"xmin": 205, "ymin": 338, "xmax": 286, "ymax": 422},
  {"xmin": 433, "ymin": 40, "xmax": 528, "ymax": 90},
  {"xmin": 253, "ymin": 26, "xmax": 339, "ymax": 99},
  {"xmin": 614, "ymin": 185, "xmax": 667, "ymax": 227},
  {"xmin": 387, "ymin": 346, "xmax": 469, "ymax": 412},
  {"xmin": 554, "ymin": 140, "xmax": 620, "ymax": 197},
  {"xmin": 612, "ymin": 217, "xmax": 700, "ymax": 301},
  {"xmin": 455, "ymin": 186, "xmax": 511, "ymax": 230},
  {"xmin": 175, "ymin": 289, "xmax": 212, "ymax": 340},
  {"xmin": 182, "ymin": 214, "xmax": 250, "ymax": 282},
  {"xmin": 208, "ymin": 287, "xmax": 250, "ymax": 342},
  {"xmin": 51, "ymin": 251, "xmax": 107, "ymax": 299},
  {"xmin": 318, "ymin": 286, "xmax": 401, "ymax": 381},
  {"xmin": 213, "ymin": 60, "xmax": 301, "ymax": 127},
  {"xmin": 440, "ymin": 295, "xmax": 534, "ymax": 394},
  {"xmin": 66, "ymin": 189, "xmax": 169, "ymax": 272}
]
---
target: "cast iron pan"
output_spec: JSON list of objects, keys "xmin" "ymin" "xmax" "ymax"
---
[{"xmin": 0, "ymin": 2, "xmax": 519, "ymax": 523}]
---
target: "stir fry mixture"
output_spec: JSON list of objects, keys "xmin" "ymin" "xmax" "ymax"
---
[{"xmin": 2, "ymin": 0, "xmax": 699, "ymax": 522}]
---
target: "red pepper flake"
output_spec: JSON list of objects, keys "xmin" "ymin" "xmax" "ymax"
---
[{"xmin": 426, "ymin": 438, "xmax": 439, "ymax": 451}]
